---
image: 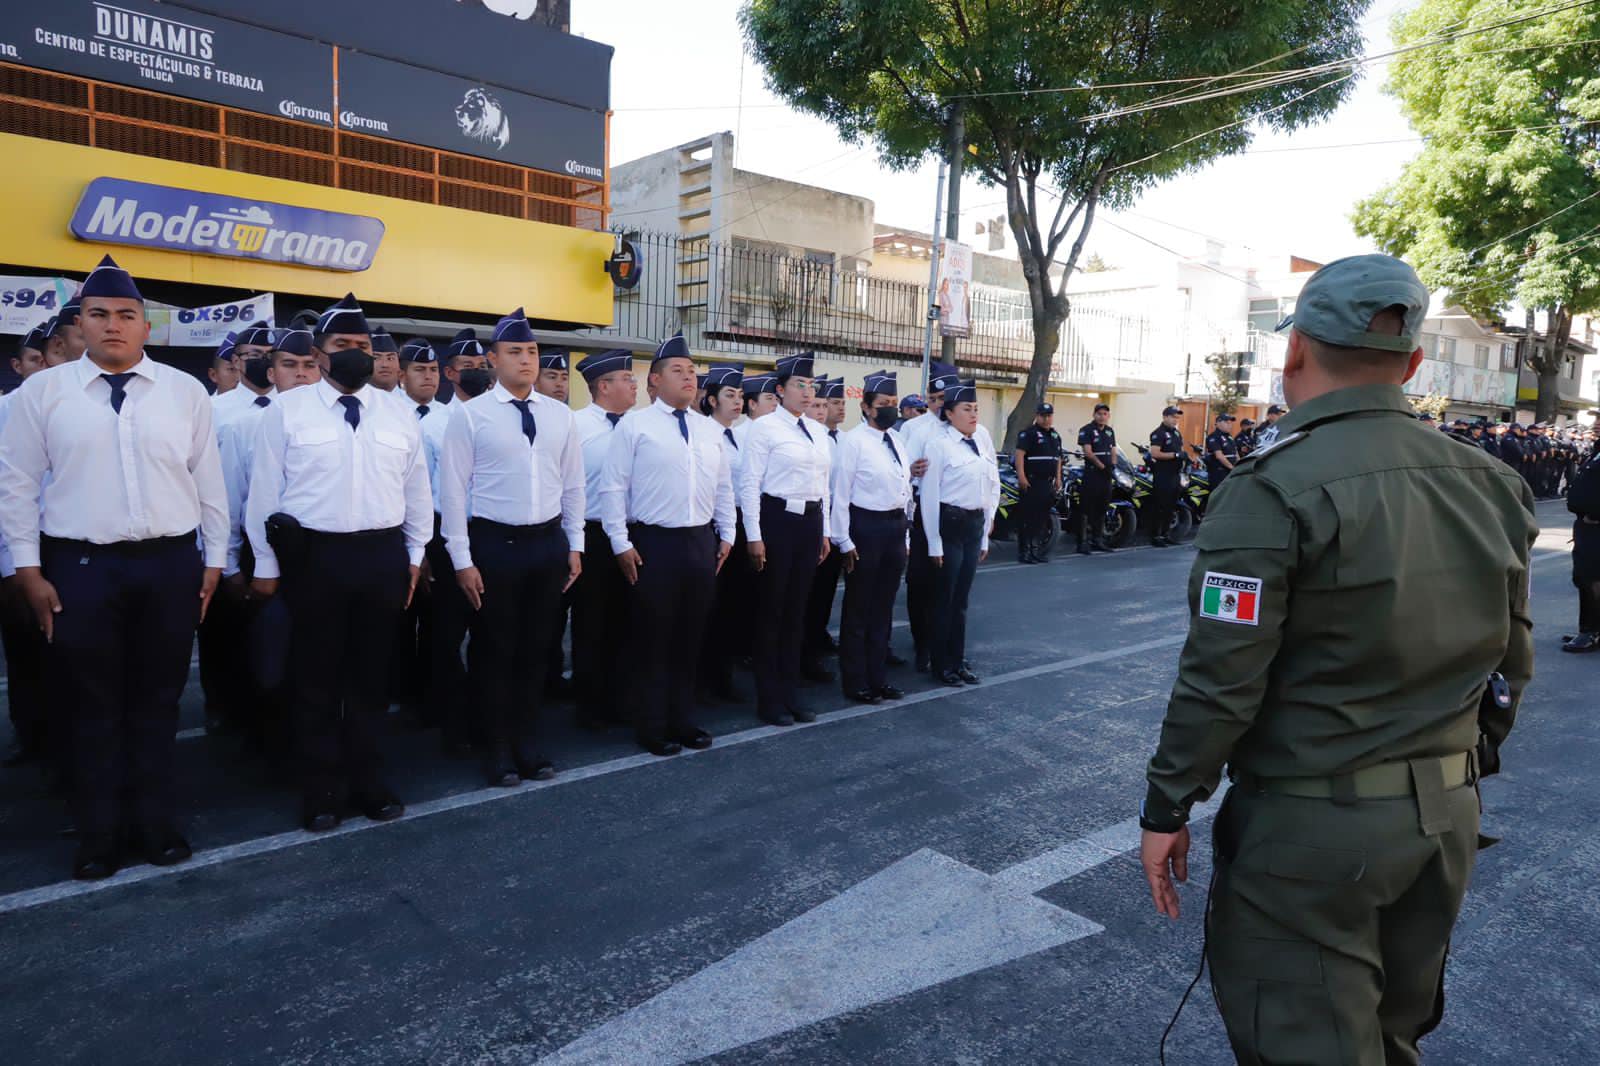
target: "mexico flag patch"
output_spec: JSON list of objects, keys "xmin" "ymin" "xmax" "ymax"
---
[{"xmin": 1200, "ymin": 572, "xmax": 1262, "ymax": 626}]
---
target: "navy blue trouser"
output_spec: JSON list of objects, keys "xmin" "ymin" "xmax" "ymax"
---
[
  {"xmin": 465, "ymin": 518, "xmax": 567, "ymax": 759},
  {"xmin": 285, "ymin": 527, "xmax": 408, "ymax": 801},
  {"xmin": 753, "ymin": 495, "xmax": 822, "ymax": 716},
  {"xmin": 572, "ymin": 520, "xmax": 628, "ymax": 725},
  {"xmin": 627, "ymin": 522, "xmax": 716, "ymax": 741},
  {"xmin": 42, "ymin": 533, "xmax": 201, "ymax": 837},
  {"xmin": 905, "ymin": 497, "xmax": 934, "ymax": 658},
  {"xmin": 930, "ymin": 506, "xmax": 984, "ymax": 677},
  {"xmin": 839, "ymin": 507, "xmax": 907, "ymax": 693},
  {"xmin": 424, "ymin": 525, "xmax": 476, "ymax": 746}
]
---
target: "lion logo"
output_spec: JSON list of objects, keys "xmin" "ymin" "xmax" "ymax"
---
[{"xmin": 455, "ymin": 88, "xmax": 510, "ymax": 151}]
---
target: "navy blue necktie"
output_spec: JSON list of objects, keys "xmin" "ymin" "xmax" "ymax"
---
[
  {"xmin": 254, "ymin": 395, "xmax": 271, "ymax": 408},
  {"xmin": 102, "ymin": 372, "xmax": 134, "ymax": 415},
  {"xmin": 337, "ymin": 394, "xmax": 360, "ymax": 431},
  {"xmin": 606, "ymin": 411, "xmax": 622, "ymax": 427},
  {"xmin": 725, "ymin": 427, "xmax": 738, "ymax": 450},
  {"xmin": 963, "ymin": 437, "xmax": 979, "ymax": 456},
  {"xmin": 416, "ymin": 404, "xmax": 430, "ymax": 419},
  {"xmin": 796, "ymin": 416, "xmax": 813, "ymax": 442},
  {"xmin": 511, "ymin": 398, "xmax": 537, "ymax": 445},
  {"xmin": 883, "ymin": 432, "xmax": 901, "ymax": 466},
  {"xmin": 674, "ymin": 408, "xmax": 689, "ymax": 442},
  {"xmin": 829, "ymin": 428, "xmax": 838, "ymax": 441}
]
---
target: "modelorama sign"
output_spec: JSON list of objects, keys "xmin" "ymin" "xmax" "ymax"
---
[{"xmin": 69, "ymin": 178, "xmax": 385, "ymax": 271}]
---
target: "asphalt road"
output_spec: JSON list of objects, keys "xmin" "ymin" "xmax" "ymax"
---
[{"xmin": 0, "ymin": 498, "xmax": 1594, "ymax": 1065}]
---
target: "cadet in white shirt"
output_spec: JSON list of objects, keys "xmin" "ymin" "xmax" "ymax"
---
[
  {"xmin": 245, "ymin": 294, "xmax": 430, "ymax": 833},
  {"xmin": 802, "ymin": 375, "xmax": 849, "ymax": 681},
  {"xmin": 439, "ymin": 308, "xmax": 584, "ymax": 787},
  {"xmin": 212, "ymin": 325, "xmax": 276, "ymax": 428},
  {"xmin": 739, "ymin": 351, "xmax": 831, "ymax": 726},
  {"xmin": 0, "ymin": 256, "xmax": 228, "ymax": 880},
  {"xmin": 696, "ymin": 362, "xmax": 749, "ymax": 703},
  {"xmin": 897, "ymin": 362, "xmax": 961, "ymax": 672},
  {"xmin": 920, "ymin": 380, "xmax": 1001, "ymax": 687},
  {"xmin": 0, "ymin": 321, "xmax": 55, "ymax": 770},
  {"xmin": 389, "ymin": 338, "xmax": 447, "ymax": 723},
  {"xmin": 600, "ymin": 333, "xmax": 736, "ymax": 755},
  {"xmin": 207, "ymin": 332, "xmax": 242, "ymax": 406},
  {"xmin": 368, "ymin": 330, "xmax": 403, "ymax": 394},
  {"xmin": 570, "ymin": 348, "xmax": 637, "ymax": 730},
  {"xmin": 534, "ymin": 343, "xmax": 575, "ymax": 699},
  {"xmin": 832, "ymin": 370, "xmax": 913, "ymax": 704}
]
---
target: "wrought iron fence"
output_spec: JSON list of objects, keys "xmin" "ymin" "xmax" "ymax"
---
[{"xmin": 585, "ymin": 230, "xmax": 1166, "ymax": 386}]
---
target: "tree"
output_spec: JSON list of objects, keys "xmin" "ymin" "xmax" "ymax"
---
[
  {"xmin": 1352, "ymin": 0, "xmax": 1600, "ymax": 423},
  {"xmin": 1204, "ymin": 351, "xmax": 1246, "ymax": 414},
  {"xmin": 741, "ymin": 0, "xmax": 1369, "ymax": 447}
]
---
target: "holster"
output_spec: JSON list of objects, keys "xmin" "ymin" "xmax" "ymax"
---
[{"xmin": 264, "ymin": 512, "xmax": 307, "ymax": 577}]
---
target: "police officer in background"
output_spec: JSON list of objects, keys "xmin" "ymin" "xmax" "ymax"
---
[
  {"xmin": 246, "ymin": 294, "xmax": 430, "ymax": 832},
  {"xmin": 1235, "ymin": 417, "xmax": 1258, "ymax": 459},
  {"xmin": 441, "ymin": 309, "xmax": 584, "ymax": 787},
  {"xmin": 1013, "ymin": 402, "xmax": 1063, "ymax": 564},
  {"xmin": 1076, "ymin": 402, "xmax": 1119, "ymax": 554},
  {"xmin": 832, "ymin": 370, "xmax": 911, "ymax": 703},
  {"xmin": 1139, "ymin": 255, "xmax": 1536, "ymax": 1064},
  {"xmin": 1255, "ymin": 403, "xmax": 1286, "ymax": 449},
  {"xmin": 741, "ymin": 351, "xmax": 831, "ymax": 726},
  {"xmin": 1204, "ymin": 412, "xmax": 1239, "ymax": 493},
  {"xmin": 0, "ymin": 256, "xmax": 228, "ymax": 879},
  {"xmin": 600, "ymin": 333, "xmax": 735, "ymax": 755},
  {"xmin": 1147, "ymin": 405, "xmax": 1186, "ymax": 548},
  {"xmin": 571, "ymin": 349, "xmax": 638, "ymax": 730},
  {"xmin": 802, "ymin": 374, "xmax": 849, "ymax": 681}
]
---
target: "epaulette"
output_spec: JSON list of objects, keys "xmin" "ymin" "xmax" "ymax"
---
[{"xmin": 1233, "ymin": 430, "xmax": 1307, "ymax": 470}]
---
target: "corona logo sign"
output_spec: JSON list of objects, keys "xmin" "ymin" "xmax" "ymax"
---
[{"xmin": 69, "ymin": 177, "xmax": 385, "ymax": 272}]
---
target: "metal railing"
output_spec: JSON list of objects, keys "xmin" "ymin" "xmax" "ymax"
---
[{"xmin": 588, "ymin": 230, "xmax": 1166, "ymax": 385}]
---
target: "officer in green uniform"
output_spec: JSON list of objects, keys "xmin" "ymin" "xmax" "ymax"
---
[{"xmin": 1138, "ymin": 255, "xmax": 1537, "ymax": 1066}]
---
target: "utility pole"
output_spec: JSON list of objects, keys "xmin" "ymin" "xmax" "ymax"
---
[
  {"xmin": 939, "ymin": 100, "xmax": 965, "ymax": 367},
  {"xmin": 919, "ymin": 157, "xmax": 947, "ymax": 396}
]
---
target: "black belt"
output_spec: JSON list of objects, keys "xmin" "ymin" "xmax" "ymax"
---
[
  {"xmin": 939, "ymin": 503, "xmax": 982, "ymax": 518},
  {"xmin": 41, "ymin": 531, "xmax": 196, "ymax": 557},
  {"xmin": 469, "ymin": 516, "xmax": 562, "ymax": 538},
  {"xmin": 628, "ymin": 521, "xmax": 714, "ymax": 535},
  {"xmin": 761, "ymin": 493, "xmax": 822, "ymax": 515},
  {"xmin": 304, "ymin": 525, "xmax": 402, "ymax": 541},
  {"xmin": 850, "ymin": 505, "xmax": 906, "ymax": 518}
]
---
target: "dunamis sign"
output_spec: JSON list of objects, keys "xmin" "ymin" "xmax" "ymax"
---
[{"xmin": 69, "ymin": 178, "xmax": 385, "ymax": 271}]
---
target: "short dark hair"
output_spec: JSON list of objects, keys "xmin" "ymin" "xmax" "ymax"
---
[
  {"xmin": 1094, "ymin": 402, "xmax": 1110, "ymax": 413},
  {"xmin": 862, "ymin": 391, "xmax": 888, "ymax": 407}
]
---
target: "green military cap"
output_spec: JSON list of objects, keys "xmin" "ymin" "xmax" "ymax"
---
[{"xmin": 1276, "ymin": 253, "xmax": 1431, "ymax": 353}]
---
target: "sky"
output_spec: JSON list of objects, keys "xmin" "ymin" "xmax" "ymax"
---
[{"xmin": 573, "ymin": 0, "xmax": 1420, "ymax": 274}]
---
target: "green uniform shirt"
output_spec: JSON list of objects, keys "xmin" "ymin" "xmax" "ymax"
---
[{"xmin": 1144, "ymin": 383, "xmax": 1537, "ymax": 830}]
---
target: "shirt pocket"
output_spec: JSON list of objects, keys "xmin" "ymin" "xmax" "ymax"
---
[{"xmin": 371, "ymin": 429, "xmax": 410, "ymax": 476}]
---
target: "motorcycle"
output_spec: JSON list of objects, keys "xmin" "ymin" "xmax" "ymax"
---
[
  {"xmin": 993, "ymin": 454, "xmax": 1062, "ymax": 555},
  {"xmin": 1186, "ymin": 444, "xmax": 1215, "ymax": 515},
  {"xmin": 1062, "ymin": 450, "xmax": 1139, "ymax": 549},
  {"xmin": 1130, "ymin": 444, "xmax": 1200, "ymax": 543}
]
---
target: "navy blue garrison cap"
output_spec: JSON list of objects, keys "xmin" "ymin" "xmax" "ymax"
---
[
  {"xmin": 703, "ymin": 362, "xmax": 744, "ymax": 391},
  {"xmin": 577, "ymin": 348, "xmax": 634, "ymax": 383},
  {"xmin": 370, "ymin": 330, "xmax": 399, "ymax": 354},
  {"xmin": 652, "ymin": 330, "xmax": 693, "ymax": 365},
  {"xmin": 742, "ymin": 372, "xmax": 778, "ymax": 397},
  {"xmin": 273, "ymin": 329, "xmax": 314, "ymax": 357},
  {"xmin": 80, "ymin": 255, "xmax": 143, "ymax": 302},
  {"xmin": 444, "ymin": 328, "xmax": 485, "ymax": 360},
  {"xmin": 774, "ymin": 351, "xmax": 815, "ymax": 380},
  {"xmin": 316, "ymin": 293, "xmax": 370, "ymax": 337},
  {"xmin": 400, "ymin": 338, "xmax": 438, "ymax": 364},
  {"xmin": 492, "ymin": 307, "xmax": 536, "ymax": 345},
  {"xmin": 943, "ymin": 379, "xmax": 978, "ymax": 406},
  {"xmin": 863, "ymin": 369, "xmax": 897, "ymax": 396},
  {"xmin": 540, "ymin": 347, "xmax": 569, "ymax": 371}
]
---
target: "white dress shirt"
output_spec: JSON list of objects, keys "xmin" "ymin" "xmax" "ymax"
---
[
  {"xmin": 830, "ymin": 421, "xmax": 912, "ymax": 554},
  {"xmin": 598, "ymin": 399, "xmax": 736, "ymax": 555},
  {"xmin": 0, "ymin": 354, "xmax": 228, "ymax": 569},
  {"xmin": 217, "ymin": 389, "xmax": 278, "ymax": 575},
  {"xmin": 0, "ymin": 391, "xmax": 17, "ymax": 578},
  {"xmin": 213, "ymin": 384, "xmax": 266, "ymax": 430},
  {"xmin": 738, "ymin": 407, "xmax": 832, "ymax": 542},
  {"xmin": 575, "ymin": 403, "xmax": 626, "ymax": 522},
  {"xmin": 245, "ymin": 379, "xmax": 432, "ymax": 580},
  {"xmin": 409, "ymin": 397, "xmax": 451, "ymax": 513},
  {"xmin": 920, "ymin": 423, "xmax": 1001, "ymax": 557},
  {"xmin": 713, "ymin": 418, "xmax": 743, "ymax": 505},
  {"xmin": 437, "ymin": 382, "xmax": 585, "ymax": 571}
]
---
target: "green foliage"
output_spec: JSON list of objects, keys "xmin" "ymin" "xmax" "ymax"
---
[
  {"xmin": 1410, "ymin": 392, "xmax": 1451, "ymax": 419},
  {"xmin": 741, "ymin": 0, "xmax": 1370, "ymax": 442},
  {"xmin": 1351, "ymin": 0, "xmax": 1600, "ymax": 321},
  {"xmin": 1203, "ymin": 351, "xmax": 1245, "ymax": 413}
]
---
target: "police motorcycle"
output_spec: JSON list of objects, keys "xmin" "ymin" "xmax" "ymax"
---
[
  {"xmin": 992, "ymin": 454, "xmax": 1062, "ymax": 554},
  {"xmin": 1185, "ymin": 444, "xmax": 1215, "ymax": 515},
  {"xmin": 1130, "ymin": 444, "xmax": 1199, "ymax": 543},
  {"xmin": 1063, "ymin": 449, "xmax": 1139, "ymax": 549}
]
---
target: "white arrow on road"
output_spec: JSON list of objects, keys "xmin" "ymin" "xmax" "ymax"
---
[{"xmin": 539, "ymin": 795, "xmax": 1223, "ymax": 1065}]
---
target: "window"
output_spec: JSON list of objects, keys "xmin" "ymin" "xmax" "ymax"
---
[
  {"xmin": 1500, "ymin": 343, "xmax": 1518, "ymax": 371},
  {"xmin": 1566, "ymin": 353, "xmax": 1578, "ymax": 379},
  {"xmin": 1419, "ymin": 333, "xmax": 1440, "ymax": 359},
  {"xmin": 1438, "ymin": 336, "xmax": 1457, "ymax": 362},
  {"xmin": 838, "ymin": 256, "xmax": 870, "ymax": 312},
  {"xmin": 1248, "ymin": 298, "xmax": 1282, "ymax": 334},
  {"xmin": 1474, "ymin": 344, "xmax": 1490, "ymax": 369},
  {"xmin": 729, "ymin": 237, "xmax": 786, "ymax": 298}
]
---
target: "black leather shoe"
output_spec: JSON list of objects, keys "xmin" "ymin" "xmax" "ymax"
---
[
  {"xmin": 886, "ymin": 651, "xmax": 909, "ymax": 667},
  {"xmin": 514, "ymin": 755, "xmax": 556, "ymax": 781},
  {"xmin": 937, "ymin": 670, "xmax": 966, "ymax": 687},
  {"xmin": 789, "ymin": 706, "xmax": 818, "ymax": 724},
  {"xmin": 355, "ymin": 789, "xmax": 406, "ymax": 822},
  {"xmin": 1095, "ymin": 541, "xmax": 1117, "ymax": 553},
  {"xmin": 305, "ymin": 810, "xmax": 340, "ymax": 833},
  {"xmin": 670, "ymin": 728, "xmax": 715, "ymax": 750},
  {"xmin": 846, "ymin": 688, "xmax": 882, "ymax": 705},
  {"xmin": 640, "ymin": 737, "xmax": 683, "ymax": 757},
  {"xmin": 1151, "ymin": 537, "xmax": 1171, "ymax": 547},
  {"xmin": 1562, "ymin": 632, "xmax": 1600, "ymax": 653},
  {"xmin": 1077, "ymin": 543, "xmax": 1092, "ymax": 556},
  {"xmin": 956, "ymin": 667, "xmax": 981, "ymax": 685},
  {"xmin": 486, "ymin": 765, "xmax": 521, "ymax": 788},
  {"xmin": 760, "ymin": 708, "xmax": 795, "ymax": 727},
  {"xmin": 801, "ymin": 661, "xmax": 837, "ymax": 683},
  {"xmin": 73, "ymin": 835, "xmax": 120, "ymax": 881},
  {"xmin": 877, "ymin": 685, "xmax": 905, "ymax": 700},
  {"xmin": 143, "ymin": 828, "xmax": 193, "ymax": 867}
]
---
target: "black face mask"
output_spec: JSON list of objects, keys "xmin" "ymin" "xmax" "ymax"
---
[
  {"xmin": 325, "ymin": 348, "xmax": 375, "ymax": 391},
  {"xmin": 456, "ymin": 368, "xmax": 493, "ymax": 398},
  {"xmin": 241, "ymin": 356, "xmax": 271, "ymax": 390},
  {"xmin": 871, "ymin": 406, "xmax": 900, "ymax": 431}
]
